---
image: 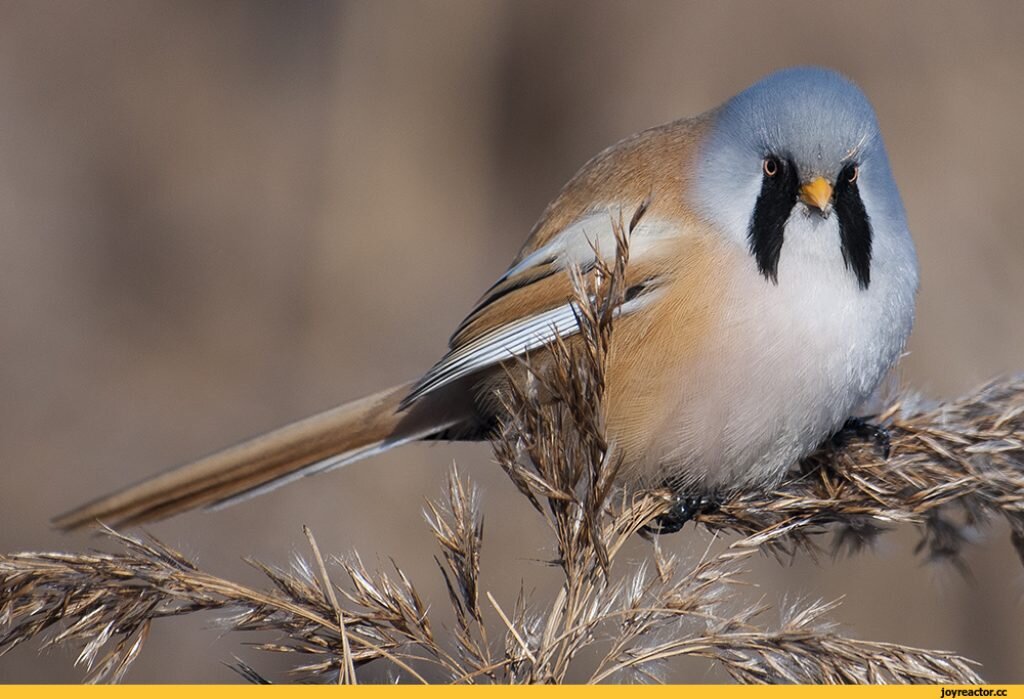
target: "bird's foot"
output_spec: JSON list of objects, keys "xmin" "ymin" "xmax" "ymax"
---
[
  {"xmin": 833, "ymin": 416, "xmax": 891, "ymax": 459},
  {"xmin": 642, "ymin": 493, "xmax": 719, "ymax": 535}
]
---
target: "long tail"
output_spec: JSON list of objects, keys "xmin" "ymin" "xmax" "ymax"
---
[{"xmin": 54, "ymin": 382, "xmax": 464, "ymax": 530}]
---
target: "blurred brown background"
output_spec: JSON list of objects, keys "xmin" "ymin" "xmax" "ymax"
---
[{"xmin": 2, "ymin": 0, "xmax": 1023, "ymax": 683}]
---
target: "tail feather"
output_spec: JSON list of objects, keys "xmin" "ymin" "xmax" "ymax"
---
[{"xmin": 53, "ymin": 382, "xmax": 459, "ymax": 530}]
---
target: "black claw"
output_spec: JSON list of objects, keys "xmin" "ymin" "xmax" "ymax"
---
[
  {"xmin": 834, "ymin": 416, "xmax": 891, "ymax": 459},
  {"xmin": 642, "ymin": 494, "xmax": 718, "ymax": 535}
]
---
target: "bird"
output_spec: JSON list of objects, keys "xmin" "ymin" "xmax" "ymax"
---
[{"xmin": 54, "ymin": 66, "xmax": 919, "ymax": 531}]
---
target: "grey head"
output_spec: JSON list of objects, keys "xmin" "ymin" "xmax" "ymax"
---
[{"xmin": 693, "ymin": 66, "xmax": 912, "ymax": 290}]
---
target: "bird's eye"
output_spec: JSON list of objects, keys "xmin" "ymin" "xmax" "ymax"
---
[
  {"xmin": 763, "ymin": 157, "xmax": 779, "ymax": 178},
  {"xmin": 847, "ymin": 165, "xmax": 860, "ymax": 184}
]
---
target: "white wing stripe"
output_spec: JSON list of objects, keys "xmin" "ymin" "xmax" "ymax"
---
[
  {"xmin": 405, "ymin": 288, "xmax": 663, "ymax": 404},
  {"xmin": 404, "ymin": 211, "xmax": 679, "ymax": 405},
  {"xmin": 408, "ymin": 304, "xmax": 582, "ymax": 400}
]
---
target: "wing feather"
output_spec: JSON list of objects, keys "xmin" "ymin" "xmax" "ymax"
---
[
  {"xmin": 401, "ymin": 211, "xmax": 677, "ymax": 408},
  {"xmin": 402, "ymin": 114, "xmax": 714, "ymax": 410}
]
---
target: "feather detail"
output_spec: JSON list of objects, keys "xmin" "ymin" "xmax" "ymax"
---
[
  {"xmin": 53, "ymin": 382, "xmax": 469, "ymax": 529},
  {"xmin": 403, "ymin": 279, "xmax": 667, "ymax": 408},
  {"xmin": 55, "ymin": 109, "xmax": 717, "ymax": 528}
]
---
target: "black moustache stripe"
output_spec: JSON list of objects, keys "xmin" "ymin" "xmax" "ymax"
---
[
  {"xmin": 748, "ymin": 159, "xmax": 873, "ymax": 290},
  {"xmin": 748, "ymin": 157, "xmax": 800, "ymax": 284},
  {"xmin": 834, "ymin": 163, "xmax": 873, "ymax": 290}
]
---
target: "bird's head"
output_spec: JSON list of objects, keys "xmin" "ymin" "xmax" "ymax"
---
[{"xmin": 693, "ymin": 66, "xmax": 909, "ymax": 290}]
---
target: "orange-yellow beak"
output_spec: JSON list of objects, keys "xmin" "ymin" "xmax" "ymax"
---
[{"xmin": 799, "ymin": 177, "xmax": 833, "ymax": 211}]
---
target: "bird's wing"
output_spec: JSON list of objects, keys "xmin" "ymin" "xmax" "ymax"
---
[
  {"xmin": 401, "ymin": 205, "xmax": 682, "ymax": 407},
  {"xmin": 400, "ymin": 114, "xmax": 713, "ymax": 408}
]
